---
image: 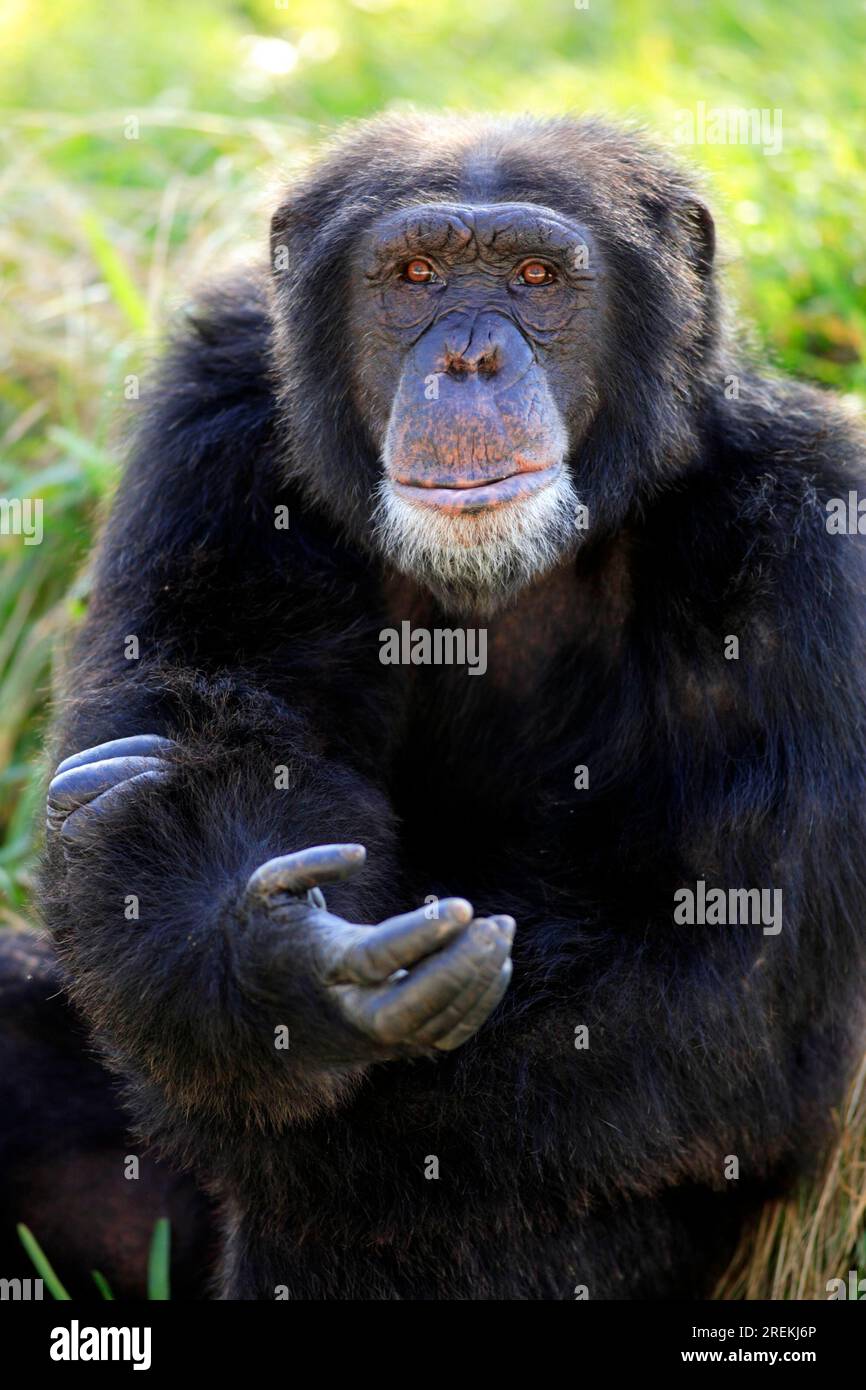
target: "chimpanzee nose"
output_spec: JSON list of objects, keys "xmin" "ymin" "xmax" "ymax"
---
[
  {"xmin": 442, "ymin": 313, "xmax": 509, "ymax": 376},
  {"xmin": 410, "ymin": 311, "xmax": 533, "ymax": 391}
]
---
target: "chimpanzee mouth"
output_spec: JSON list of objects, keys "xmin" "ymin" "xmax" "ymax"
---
[{"xmin": 391, "ymin": 464, "xmax": 562, "ymax": 513}]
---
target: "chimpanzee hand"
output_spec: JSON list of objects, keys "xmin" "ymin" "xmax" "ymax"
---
[
  {"xmin": 48, "ymin": 739, "xmax": 514, "ymax": 1054},
  {"xmin": 47, "ymin": 734, "xmax": 175, "ymax": 840},
  {"xmin": 244, "ymin": 845, "xmax": 514, "ymax": 1054}
]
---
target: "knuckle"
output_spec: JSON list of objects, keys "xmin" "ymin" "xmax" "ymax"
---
[
  {"xmin": 368, "ymin": 1009, "xmax": 401, "ymax": 1046},
  {"xmin": 467, "ymin": 919, "xmax": 497, "ymax": 949}
]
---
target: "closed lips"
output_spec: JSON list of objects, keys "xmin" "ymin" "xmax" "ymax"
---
[{"xmin": 392, "ymin": 465, "xmax": 561, "ymax": 510}]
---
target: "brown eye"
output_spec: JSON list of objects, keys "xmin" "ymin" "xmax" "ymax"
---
[
  {"xmin": 403, "ymin": 258, "xmax": 437, "ymax": 284},
  {"xmin": 516, "ymin": 260, "xmax": 555, "ymax": 286}
]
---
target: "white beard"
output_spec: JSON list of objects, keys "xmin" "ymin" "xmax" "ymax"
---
[{"xmin": 372, "ymin": 469, "xmax": 583, "ymax": 615}]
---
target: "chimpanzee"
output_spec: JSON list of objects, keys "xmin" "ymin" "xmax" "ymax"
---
[{"xmin": 24, "ymin": 113, "xmax": 866, "ymax": 1298}]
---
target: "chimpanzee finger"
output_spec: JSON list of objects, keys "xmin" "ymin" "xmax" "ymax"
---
[
  {"xmin": 59, "ymin": 770, "xmax": 169, "ymax": 843},
  {"xmin": 55, "ymin": 735, "xmax": 175, "ymax": 776},
  {"xmin": 246, "ymin": 844, "xmax": 367, "ymax": 901},
  {"xmin": 412, "ymin": 915, "xmax": 514, "ymax": 1047},
  {"xmin": 431, "ymin": 957, "xmax": 513, "ymax": 1051},
  {"xmin": 338, "ymin": 898, "xmax": 474, "ymax": 984},
  {"xmin": 48, "ymin": 757, "xmax": 168, "ymax": 819},
  {"xmin": 343, "ymin": 917, "xmax": 512, "ymax": 1047}
]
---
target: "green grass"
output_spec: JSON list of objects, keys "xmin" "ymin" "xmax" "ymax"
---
[
  {"xmin": 18, "ymin": 1218, "xmax": 171, "ymax": 1300},
  {"xmin": 1, "ymin": 0, "xmax": 864, "ymax": 1295}
]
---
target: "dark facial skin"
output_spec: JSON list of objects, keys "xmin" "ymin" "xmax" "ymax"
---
[{"xmin": 349, "ymin": 203, "xmax": 603, "ymax": 513}]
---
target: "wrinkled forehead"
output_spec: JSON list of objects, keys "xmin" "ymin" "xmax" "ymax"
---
[{"xmin": 362, "ymin": 201, "xmax": 591, "ymax": 269}]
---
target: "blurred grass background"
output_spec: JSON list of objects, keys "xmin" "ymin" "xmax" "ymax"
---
[{"xmin": 1, "ymin": 0, "xmax": 864, "ymax": 1297}]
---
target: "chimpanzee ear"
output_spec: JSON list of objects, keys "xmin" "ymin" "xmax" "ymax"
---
[
  {"xmin": 678, "ymin": 198, "xmax": 716, "ymax": 278},
  {"xmin": 641, "ymin": 191, "xmax": 716, "ymax": 279}
]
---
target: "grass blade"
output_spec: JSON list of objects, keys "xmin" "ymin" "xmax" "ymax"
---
[
  {"xmin": 17, "ymin": 1224, "xmax": 71, "ymax": 1300},
  {"xmin": 147, "ymin": 1217, "xmax": 171, "ymax": 1300},
  {"xmin": 91, "ymin": 1269, "xmax": 115, "ymax": 1300}
]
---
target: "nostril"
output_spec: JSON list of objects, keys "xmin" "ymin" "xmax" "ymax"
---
[{"xmin": 443, "ymin": 348, "xmax": 500, "ymax": 376}]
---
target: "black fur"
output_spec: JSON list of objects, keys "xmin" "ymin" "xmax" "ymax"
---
[{"xmin": 29, "ymin": 114, "xmax": 866, "ymax": 1299}]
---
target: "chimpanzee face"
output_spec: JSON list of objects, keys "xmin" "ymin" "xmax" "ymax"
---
[
  {"xmin": 348, "ymin": 202, "xmax": 606, "ymax": 611},
  {"xmin": 271, "ymin": 119, "xmax": 715, "ymax": 615}
]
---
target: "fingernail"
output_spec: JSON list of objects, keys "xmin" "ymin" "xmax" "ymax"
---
[{"xmin": 444, "ymin": 898, "xmax": 473, "ymax": 923}]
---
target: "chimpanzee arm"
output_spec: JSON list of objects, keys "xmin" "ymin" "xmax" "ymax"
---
[{"xmin": 40, "ymin": 688, "xmax": 512, "ymax": 1153}]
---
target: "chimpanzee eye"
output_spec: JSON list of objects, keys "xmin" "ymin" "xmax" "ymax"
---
[
  {"xmin": 515, "ymin": 260, "xmax": 556, "ymax": 287},
  {"xmin": 401, "ymin": 258, "xmax": 438, "ymax": 284}
]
